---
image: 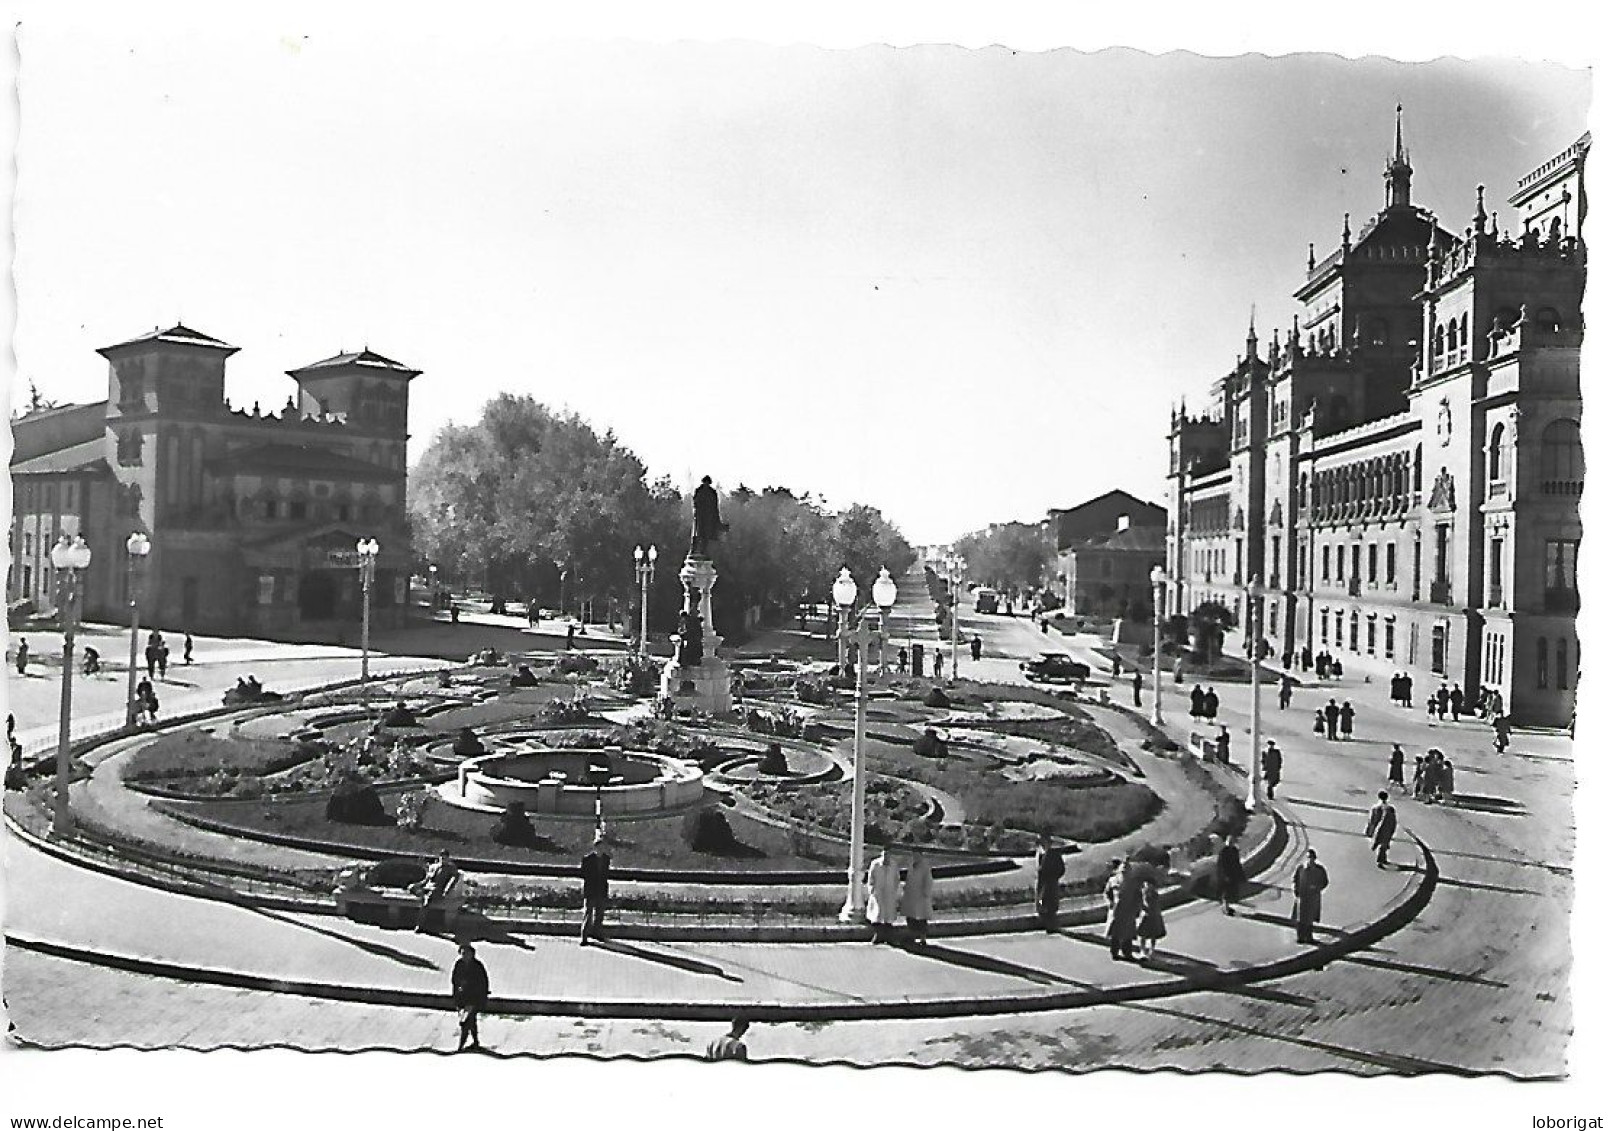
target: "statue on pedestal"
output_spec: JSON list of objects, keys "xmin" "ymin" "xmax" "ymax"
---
[
  {"xmin": 690, "ymin": 475, "xmax": 728, "ymax": 558},
  {"xmin": 674, "ymin": 585, "xmax": 704, "ymax": 668}
]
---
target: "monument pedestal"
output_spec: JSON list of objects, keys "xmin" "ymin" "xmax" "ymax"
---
[{"xmin": 660, "ymin": 555, "xmax": 732, "ymax": 714}]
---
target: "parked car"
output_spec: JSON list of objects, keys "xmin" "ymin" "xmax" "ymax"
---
[
  {"xmin": 1020, "ymin": 653, "xmax": 1090, "ymax": 683},
  {"xmin": 974, "ymin": 588, "xmax": 1000, "ymax": 614}
]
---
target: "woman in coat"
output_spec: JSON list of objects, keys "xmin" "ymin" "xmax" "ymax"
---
[
  {"xmin": 901, "ymin": 847, "xmax": 935, "ymax": 946},
  {"xmin": 1339, "ymin": 701, "xmax": 1355, "ymax": 740},
  {"xmin": 1190, "ymin": 685, "xmax": 1205, "ymax": 719},
  {"xmin": 1387, "ymin": 744, "xmax": 1406, "ymax": 790},
  {"xmin": 1292, "ymin": 849, "xmax": 1329, "ymax": 944},
  {"xmin": 1103, "ymin": 859, "xmax": 1141, "ymax": 961},
  {"xmin": 1313, "ymin": 709, "xmax": 1327, "ymax": 736},
  {"xmin": 1134, "ymin": 875, "xmax": 1167, "ymax": 961},
  {"xmin": 1215, "ymin": 835, "xmax": 1245, "ymax": 915},
  {"xmin": 865, "ymin": 846, "xmax": 902, "ymax": 944},
  {"xmin": 1203, "ymin": 688, "xmax": 1220, "ymax": 721}
]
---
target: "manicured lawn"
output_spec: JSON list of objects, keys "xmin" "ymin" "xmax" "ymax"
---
[
  {"xmin": 861, "ymin": 735, "xmax": 1161, "ymax": 844},
  {"xmin": 125, "ymin": 730, "xmax": 316, "ymax": 785},
  {"xmin": 169, "ymin": 791, "xmax": 841, "ymax": 872}
]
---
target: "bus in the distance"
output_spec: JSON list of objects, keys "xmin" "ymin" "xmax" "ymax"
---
[{"xmin": 974, "ymin": 587, "xmax": 999, "ymax": 614}]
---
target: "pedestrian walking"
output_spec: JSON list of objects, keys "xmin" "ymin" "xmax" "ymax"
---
[
  {"xmin": 1203, "ymin": 687, "xmax": 1219, "ymax": 722},
  {"xmin": 1279, "ymin": 674, "xmax": 1293, "ymax": 710},
  {"xmin": 897, "ymin": 647, "xmax": 908, "ymax": 675},
  {"xmin": 1436, "ymin": 684, "xmax": 1450, "ymax": 721},
  {"xmin": 1313, "ymin": 708, "xmax": 1326, "ymax": 736},
  {"xmin": 932, "ymin": 649, "xmax": 943, "ymax": 680},
  {"xmin": 1388, "ymin": 744, "xmax": 1406, "ymax": 790},
  {"xmin": 1103, "ymin": 858, "xmax": 1141, "ymax": 961},
  {"xmin": 156, "ymin": 639, "xmax": 169, "ymax": 678},
  {"xmin": 1339, "ymin": 701, "xmax": 1355, "ymax": 740},
  {"xmin": 1292, "ymin": 849, "xmax": 1329, "ymax": 944},
  {"xmin": 579, "ymin": 831, "xmax": 610, "ymax": 945},
  {"xmin": 451, "ymin": 942, "xmax": 489, "ymax": 1052},
  {"xmin": 142, "ymin": 683, "xmax": 160, "ymax": 724},
  {"xmin": 1215, "ymin": 726, "xmax": 1230, "ymax": 765},
  {"xmin": 865, "ymin": 845, "xmax": 902, "ymax": 945},
  {"xmin": 1426, "ymin": 693, "xmax": 1439, "ymax": 721},
  {"xmin": 144, "ymin": 635, "xmax": 158, "ymax": 679},
  {"xmin": 1112, "ymin": 655, "xmax": 1122, "ymax": 679},
  {"xmin": 566, "ymin": 623, "xmax": 577, "ymax": 650},
  {"xmin": 1261, "ymin": 740, "xmax": 1283, "ymax": 799},
  {"xmin": 1301, "ymin": 644, "xmax": 1313, "ymax": 671},
  {"xmin": 1331, "ymin": 658, "xmax": 1343, "ymax": 679},
  {"xmin": 1324, "ymin": 698, "xmax": 1340, "ymax": 741},
  {"xmin": 1493, "ymin": 714, "xmax": 1511, "ymax": 754},
  {"xmin": 901, "ymin": 846, "xmax": 934, "ymax": 946},
  {"xmin": 1216, "ymin": 835, "xmax": 1245, "ymax": 915},
  {"xmin": 1403, "ymin": 673, "xmax": 1415, "ymax": 708},
  {"xmin": 1135, "ymin": 874, "xmax": 1166, "ymax": 962},
  {"xmin": 14, "ymin": 638, "xmax": 28, "ymax": 676},
  {"xmin": 1132, "ymin": 669, "xmax": 1143, "ymax": 707},
  {"xmin": 1034, "ymin": 834, "xmax": 1065, "ymax": 932},
  {"xmin": 1366, "ymin": 791, "xmax": 1398, "ymax": 868},
  {"xmin": 1190, "ymin": 685, "xmax": 1205, "ymax": 720},
  {"xmin": 183, "ymin": 632, "xmax": 194, "ymax": 665},
  {"xmin": 1436, "ymin": 752, "xmax": 1455, "ymax": 803},
  {"xmin": 1411, "ymin": 755, "xmax": 1429, "ymax": 802},
  {"xmin": 1449, "ymin": 685, "xmax": 1466, "ymax": 718},
  {"xmin": 705, "ymin": 1019, "xmax": 751, "ymax": 1062},
  {"xmin": 970, "ymin": 635, "xmax": 982, "ymax": 662}
]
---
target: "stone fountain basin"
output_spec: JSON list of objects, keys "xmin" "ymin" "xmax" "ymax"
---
[{"xmin": 446, "ymin": 746, "xmax": 706, "ymax": 817}]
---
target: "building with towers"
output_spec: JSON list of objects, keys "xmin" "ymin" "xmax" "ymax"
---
[
  {"xmin": 1165, "ymin": 113, "xmax": 1585, "ymax": 725},
  {"xmin": 9, "ymin": 325, "xmax": 420, "ymax": 639}
]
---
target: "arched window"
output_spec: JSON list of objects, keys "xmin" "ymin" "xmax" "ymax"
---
[
  {"xmin": 1459, "ymin": 313, "xmax": 1469, "ymax": 347},
  {"xmin": 1536, "ymin": 307, "xmax": 1562, "ymax": 332},
  {"xmin": 1488, "ymin": 423, "xmax": 1507, "ymax": 481},
  {"xmin": 1414, "ymin": 445, "xmax": 1424, "ymax": 491},
  {"xmin": 1540, "ymin": 420, "xmax": 1583, "ymax": 493},
  {"xmin": 1448, "ymin": 317, "xmax": 1459, "ymax": 348},
  {"xmin": 1434, "ymin": 324, "xmax": 1446, "ymax": 354}
]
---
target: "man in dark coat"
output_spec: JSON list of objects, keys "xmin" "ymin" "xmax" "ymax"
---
[
  {"xmin": 1190, "ymin": 685, "xmax": 1205, "ymax": 719},
  {"xmin": 579, "ymin": 831, "xmax": 611, "ymax": 945},
  {"xmin": 1034, "ymin": 834, "xmax": 1065, "ymax": 932},
  {"xmin": 1261, "ymin": 741, "xmax": 1283, "ymax": 799},
  {"xmin": 1132, "ymin": 669, "xmax": 1143, "ymax": 707},
  {"xmin": 1203, "ymin": 687, "xmax": 1219, "ymax": 721},
  {"xmin": 1216, "ymin": 835, "xmax": 1245, "ymax": 915},
  {"xmin": 970, "ymin": 635, "xmax": 982, "ymax": 662},
  {"xmin": 1365, "ymin": 790, "xmax": 1398, "ymax": 868},
  {"xmin": 1292, "ymin": 849, "xmax": 1329, "ymax": 944},
  {"xmin": 1103, "ymin": 859, "xmax": 1142, "ymax": 960},
  {"xmin": 1436, "ymin": 684, "xmax": 1451, "ymax": 720},
  {"xmin": 451, "ymin": 942, "xmax": 490, "ymax": 1052},
  {"xmin": 1278, "ymin": 674, "xmax": 1293, "ymax": 710},
  {"xmin": 1324, "ymin": 699, "xmax": 1340, "ymax": 741}
]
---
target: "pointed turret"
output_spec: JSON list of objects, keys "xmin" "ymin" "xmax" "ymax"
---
[{"xmin": 1384, "ymin": 103, "xmax": 1413, "ymax": 209}]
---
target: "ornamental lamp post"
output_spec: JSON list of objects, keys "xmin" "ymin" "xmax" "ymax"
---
[
  {"xmin": 124, "ymin": 532, "xmax": 151, "ymax": 727},
  {"xmin": 634, "ymin": 545, "xmax": 658, "ymax": 657},
  {"xmin": 356, "ymin": 538, "xmax": 380, "ymax": 712},
  {"xmin": 838, "ymin": 610, "xmax": 886, "ymax": 922},
  {"xmin": 832, "ymin": 566, "xmax": 857, "ymax": 672},
  {"xmin": 428, "ymin": 563, "xmax": 438, "ymax": 609},
  {"xmin": 1150, "ymin": 565, "xmax": 1167, "ymax": 726},
  {"xmin": 50, "ymin": 534, "xmax": 93, "ymax": 838},
  {"xmin": 946, "ymin": 555, "xmax": 965, "ymax": 683},
  {"xmin": 1245, "ymin": 581, "xmax": 1264, "ymax": 811},
  {"xmin": 871, "ymin": 567, "xmax": 898, "ymax": 680}
]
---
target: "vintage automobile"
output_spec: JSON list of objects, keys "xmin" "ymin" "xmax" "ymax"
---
[{"xmin": 1019, "ymin": 652, "xmax": 1090, "ymax": 684}]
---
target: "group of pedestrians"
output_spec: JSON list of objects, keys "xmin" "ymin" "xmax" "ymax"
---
[
  {"xmin": 1102, "ymin": 857, "xmax": 1167, "ymax": 963},
  {"xmin": 1388, "ymin": 671, "xmax": 1417, "ymax": 708},
  {"xmin": 1307, "ymin": 649, "xmax": 1344, "ymax": 680},
  {"xmin": 1188, "ymin": 684, "xmax": 1220, "ymax": 722},
  {"xmin": 1311, "ymin": 698, "xmax": 1356, "ymax": 741},
  {"xmin": 864, "ymin": 845, "xmax": 934, "ymax": 945}
]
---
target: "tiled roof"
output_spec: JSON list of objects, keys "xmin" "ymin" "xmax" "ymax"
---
[
  {"xmin": 1090, "ymin": 525, "xmax": 1167, "ymax": 554},
  {"xmin": 289, "ymin": 349, "xmax": 419, "ymax": 378},
  {"xmin": 97, "ymin": 324, "xmax": 237, "ymax": 355},
  {"xmin": 9, "ymin": 437, "xmax": 111, "ymax": 475},
  {"xmin": 210, "ymin": 443, "xmax": 396, "ymax": 481}
]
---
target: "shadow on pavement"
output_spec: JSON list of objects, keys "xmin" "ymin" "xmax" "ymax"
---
[
  {"xmin": 593, "ymin": 938, "xmax": 743, "ymax": 982},
  {"xmin": 1338, "ymin": 952, "xmax": 1508, "ymax": 989},
  {"xmin": 1435, "ymin": 874, "xmax": 1542, "ymax": 898},
  {"xmin": 1448, "ymin": 793, "xmax": 1527, "ymax": 816},
  {"xmin": 1286, "ymin": 796, "xmax": 1369, "ymax": 816},
  {"xmin": 241, "ymin": 904, "xmax": 443, "ymax": 971}
]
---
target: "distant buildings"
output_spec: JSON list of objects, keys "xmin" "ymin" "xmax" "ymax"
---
[
  {"xmin": 9, "ymin": 325, "xmax": 419, "ymax": 638},
  {"xmin": 1165, "ymin": 115, "xmax": 1586, "ymax": 725},
  {"xmin": 1047, "ymin": 489, "xmax": 1166, "ymax": 618}
]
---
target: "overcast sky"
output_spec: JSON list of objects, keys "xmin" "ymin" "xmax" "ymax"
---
[{"xmin": 12, "ymin": 24, "xmax": 1589, "ymax": 544}]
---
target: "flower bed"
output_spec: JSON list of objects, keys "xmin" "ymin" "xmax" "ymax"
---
[{"xmin": 123, "ymin": 731, "xmax": 322, "ymax": 793}]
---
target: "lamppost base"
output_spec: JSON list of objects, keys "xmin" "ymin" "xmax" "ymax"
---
[
  {"xmin": 50, "ymin": 813, "xmax": 75, "ymax": 840},
  {"xmin": 838, "ymin": 897, "xmax": 866, "ymax": 924}
]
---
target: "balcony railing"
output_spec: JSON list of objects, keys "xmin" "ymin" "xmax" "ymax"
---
[
  {"xmin": 1429, "ymin": 578, "xmax": 1452, "ymax": 605},
  {"xmin": 1541, "ymin": 480, "xmax": 1585, "ymax": 498},
  {"xmin": 1487, "ymin": 586, "xmax": 1504, "ymax": 608},
  {"xmin": 1544, "ymin": 588, "xmax": 1580, "ymax": 614},
  {"xmin": 1487, "ymin": 480, "xmax": 1509, "ymax": 500}
]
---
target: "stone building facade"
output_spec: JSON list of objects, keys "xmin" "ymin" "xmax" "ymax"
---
[
  {"xmin": 9, "ymin": 325, "xmax": 419, "ymax": 639},
  {"xmin": 1047, "ymin": 490, "xmax": 1167, "ymax": 616},
  {"xmin": 1165, "ymin": 116, "xmax": 1586, "ymax": 725}
]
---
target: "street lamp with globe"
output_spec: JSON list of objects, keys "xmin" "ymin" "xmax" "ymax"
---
[
  {"xmin": 356, "ymin": 538, "xmax": 380, "ymax": 711},
  {"xmin": 634, "ymin": 545, "xmax": 658, "ymax": 657},
  {"xmin": 50, "ymin": 534, "xmax": 92, "ymax": 838},
  {"xmin": 832, "ymin": 566, "xmax": 857, "ymax": 673},
  {"xmin": 871, "ymin": 567, "xmax": 898, "ymax": 680},
  {"xmin": 831, "ymin": 567, "xmax": 894, "ymax": 922},
  {"xmin": 123, "ymin": 532, "xmax": 151, "ymax": 727},
  {"xmin": 1149, "ymin": 565, "xmax": 1167, "ymax": 726}
]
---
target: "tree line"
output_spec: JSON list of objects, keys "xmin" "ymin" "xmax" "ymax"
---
[{"xmin": 408, "ymin": 394, "xmax": 915, "ymax": 638}]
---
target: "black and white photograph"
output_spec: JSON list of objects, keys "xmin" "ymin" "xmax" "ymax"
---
[{"xmin": 1, "ymin": 4, "xmax": 1606, "ymax": 1125}]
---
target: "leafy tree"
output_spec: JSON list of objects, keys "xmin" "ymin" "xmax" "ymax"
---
[{"xmin": 956, "ymin": 521, "xmax": 1053, "ymax": 594}]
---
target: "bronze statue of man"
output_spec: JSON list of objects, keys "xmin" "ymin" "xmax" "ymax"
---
[{"xmin": 690, "ymin": 475, "xmax": 728, "ymax": 558}]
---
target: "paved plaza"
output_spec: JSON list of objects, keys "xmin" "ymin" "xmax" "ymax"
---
[{"xmin": 1, "ymin": 570, "xmax": 1574, "ymax": 1074}]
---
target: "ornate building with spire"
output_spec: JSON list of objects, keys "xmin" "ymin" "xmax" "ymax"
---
[
  {"xmin": 1165, "ymin": 116, "xmax": 1586, "ymax": 725},
  {"xmin": 9, "ymin": 326, "xmax": 420, "ymax": 639}
]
